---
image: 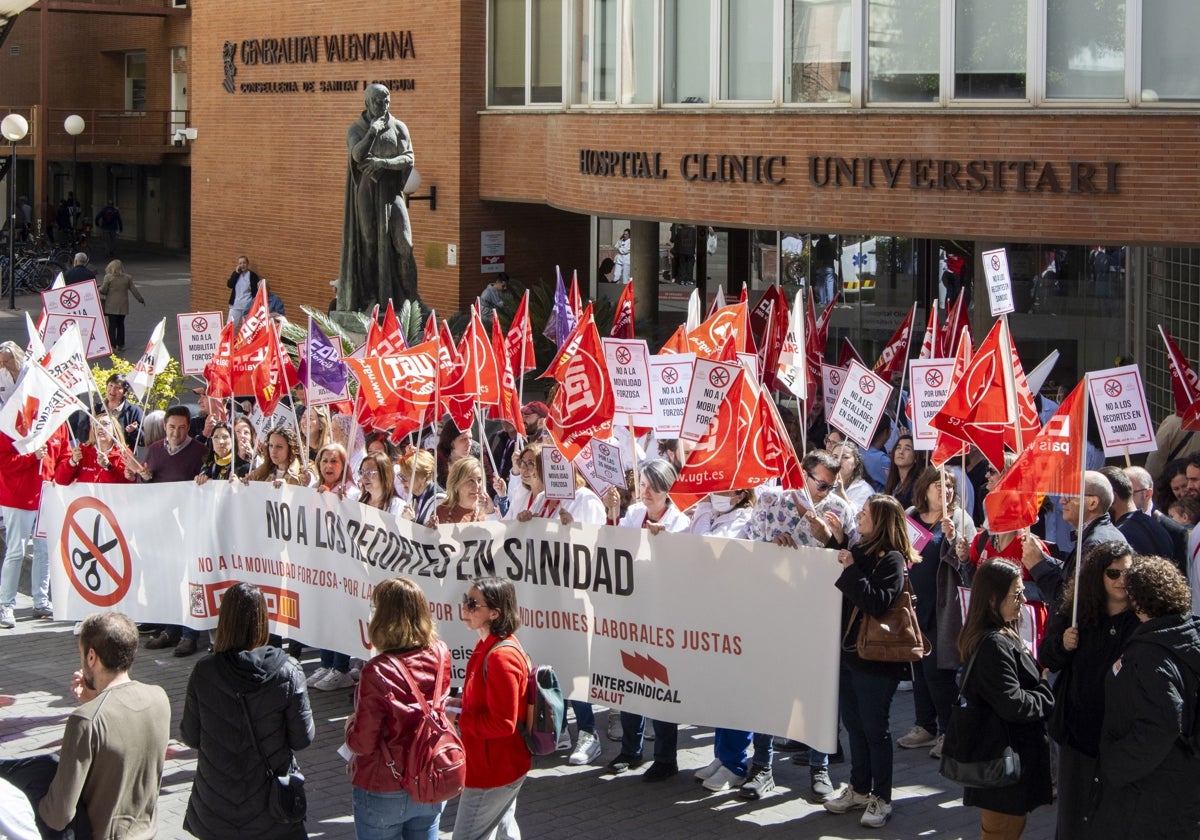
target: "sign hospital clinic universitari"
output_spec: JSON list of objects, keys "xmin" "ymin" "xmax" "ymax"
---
[{"xmin": 221, "ymin": 30, "xmax": 417, "ymax": 95}]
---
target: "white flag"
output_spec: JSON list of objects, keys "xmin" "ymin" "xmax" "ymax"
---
[
  {"xmin": 686, "ymin": 288, "xmax": 701, "ymax": 333},
  {"xmin": 0, "ymin": 362, "xmax": 90, "ymax": 454},
  {"xmin": 51, "ymin": 272, "xmax": 65, "ymax": 289},
  {"xmin": 41, "ymin": 323, "xmax": 92, "ymax": 397},
  {"xmin": 127, "ymin": 318, "xmax": 170, "ymax": 402},
  {"xmin": 24, "ymin": 311, "xmax": 46, "ymax": 363},
  {"xmin": 775, "ymin": 289, "xmax": 807, "ymax": 399}
]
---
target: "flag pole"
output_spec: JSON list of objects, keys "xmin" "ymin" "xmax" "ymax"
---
[
  {"xmin": 1071, "ymin": 374, "xmax": 1091, "ymax": 627},
  {"xmin": 998, "ymin": 313, "xmax": 1025, "ymax": 454},
  {"xmin": 517, "ymin": 294, "xmax": 528, "ymax": 442}
]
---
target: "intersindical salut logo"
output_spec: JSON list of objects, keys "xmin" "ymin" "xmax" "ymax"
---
[{"xmin": 589, "ymin": 650, "xmax": 681, "ymax": 705}]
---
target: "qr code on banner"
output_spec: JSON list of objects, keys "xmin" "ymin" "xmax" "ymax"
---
[{"xmin": 189, "ymin": 583, "xmax": 207, "ymax": 619}]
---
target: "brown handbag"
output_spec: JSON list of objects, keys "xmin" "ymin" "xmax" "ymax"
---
[{"xmin": 843, "ymin": 575, "xmax": 931, "ymax": 663}]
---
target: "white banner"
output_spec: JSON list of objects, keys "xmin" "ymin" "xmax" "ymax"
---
[
  {"xmin": 1086, "ymin": 364, "xmax": 1156, "ymax": 456},
  {"xmin": 821, "ymin": 363, "xmax": 847, "ymax": 426},
  {"xmin": 827, "ymin": 360, "xmax": 893, "ymax": 449},
  {"xmin": 601, "ymin": 338, "xmax": 652, "ymax": 417},
  {"xmin": 43, "ymin": 482, "xmax": 842, "ymax": 750},
  {"xmin": 679, "ymin": 359, "xmax": 741, "ymax": 442},
  {"xmin": 909, "ymin": 358, "xmax": 956, "ymax": 450},
  {"xmin": 982, "ymin": 248, "xmax": 1015, "ymax": 317},
  {"xmin": 41, "ymin": 314, "xmax": 98, "ymax": 358},
  {"xmin": 588, "ymin": 436, "xmax": 625, "ymax": 487},
  {"xmin": 41, "ymin": 281, "xmax": 112, "ymax": 358},
  {"xmin": 542, "ymin": 446, "xmax": 577, "ymax": 501},
  {"xmin": 648, "ymin": 353, "xmax": 695, "ymax": 437},
  {"xmin": 177, "ymin": 311, "xmax": 223, "ymax": 376}
]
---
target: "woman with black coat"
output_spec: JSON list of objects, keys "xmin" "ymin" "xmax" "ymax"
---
[
  {"xmin": 1089, "ymin": 556, "xmax": 1200, "ymax": 840},
  {"xmin": 1039, "ymin": 541, "xmax": 1138, "ymax": 840},
  {"xmin": 824, "ymin": 494, "xmax": 920, "ymax": 830},
  {"xmin": 957, "ymin": 558, "xmax": 1054, "ymax": 840},
  {"xmin": 181, "ymin": 582, "xmax": 315, "ymax": 839}
]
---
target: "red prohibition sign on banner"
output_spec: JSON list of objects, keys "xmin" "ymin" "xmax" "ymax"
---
[
  {"xmin": 614, "ymin": 346, "xmax": 632, "ymax": 365},
  {"xmin": 191, "ymin": 316, "xmax": 209, "ymax": 333},
  {"xmin": 1104, "ymin": 379, "xmax": 1123, "ymax": 398},
  {"xmin": 59, "ymin": 319, "xmax": 76, "ymax": 335},
  {"xmin": 661, "ymin": 367, "xmax": 679, "ymax": 385},
  {"xmin": 925, "ymin": 369, "xmax": 944, "ymax": 388},
  {"xmin": 60, "ymin": 290, "xmax": 81, "ymax": 309},
  {"xmin": 859, "ymin": 376, "xmax": 876, "ymax": 394},
  {"xmin": 709, "ymin": 367, "xmax": 731, "ymax": 388},
  {"xmin": 59, "ymin": 497, "xmax": 132, "ymax": 607},
  {"xmin": 598, "ymin": 442, "xmax": 609, "ymax": 457},
  {"xmin": 990, "ymin": 254, "xmax": 1002, "ymax": 271},
  {"xmin": 550, "ymin": 450, "xmax": 563, "ymax": 463},
  {"xmin": 829, "ymin": 370, "xmax": 842, "ymax": 386}
]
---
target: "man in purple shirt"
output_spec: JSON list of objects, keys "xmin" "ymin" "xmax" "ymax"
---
[{"xmin": 127, "ymin": 406, "xmax": 207, "ymax": 655}]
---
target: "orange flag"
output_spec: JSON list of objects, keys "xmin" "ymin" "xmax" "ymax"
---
[
  {"xmin": 659, "ymin": 324, "xmax": 688, "ymax": 355},
  {"xmin": 984, "ymin": 380, "xmax": 1087, "ymax": 532},
  {"xmin": 546, "ymin": 307, "xmax": 614, "ymax": 460},
  {"xmin": 506, "ymin": 290, "xmax": 537, "ymax": 373},
  {"xmin": 346, "ymin": 340, "xmax": 439, "ymax": 430},
  {"xmin": 611, "ymin": 282, "xmax": 636, "ymax": 339},
  {"xmin": 491, "ymin": 315, "xmax": 525, "ymax": 437},
  {"xmin": 688, "ymin": 302, "xmax": 748, "ymax": 358},
  {"xmin": 463, "ymin": 309, "xmax": 501, "ymax": 407}
]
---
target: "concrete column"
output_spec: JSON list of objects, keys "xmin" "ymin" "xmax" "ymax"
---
[{"xmin": 631, "ymin": 220, "xmax": 658, "ymax": 327}]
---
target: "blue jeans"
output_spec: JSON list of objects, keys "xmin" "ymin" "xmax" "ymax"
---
[
  {"xmin": 0, "ymin": 507, "xmax": 49, "ymax": 610},
  {"xmin": 619, "ymin": 713, "xmax": 677, "ymax": 762},
  {"xmin": 353, "ymin": 786, "xmax": 443, "ymax": 840},
  {"xmin": 816, "ymin": 265, "xmax": 835, "ymax": 307},
  {"xmin": 569, "ymin": 700, "xmax": 595, "ymax": 733},
  {"xmin": 714, "ymin": 729, "xmax": 774, "ymax": 776},
  {"xmin": 839, "ymin": 663, "xmax": 900, "ymax": 802},
  {"xmin": 321, "ymin": 649, "xmax": 351, "ymax": 672}
]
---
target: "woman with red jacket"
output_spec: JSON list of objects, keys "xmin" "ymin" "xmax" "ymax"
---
[
  {"xmin": 452, "ymin": 576, "xmax": 530, "ymax": 840},
  {"xmin": 345, "ymin": 576, "xmax": 451, "ymax": 840},
  {"xmin": 54, "ymin": 413, "xmax": 131, "ymax": 485}
]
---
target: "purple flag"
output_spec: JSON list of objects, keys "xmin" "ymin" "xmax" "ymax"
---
[
  {"xmin": 542, "ymin": 267, "xmax": 575, "ymax": 351},
  {"xmin": 299, "ymin": 319, "xmax": 349, "ymax": 404}
]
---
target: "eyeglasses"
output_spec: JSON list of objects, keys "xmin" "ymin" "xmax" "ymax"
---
[
  {"xmin": 1012, "ymin": 589, "xmax": 1027, "ymax": 603},
  {"xmin": 517, "ymin": 459, "xmax": 537, "ymax": 469},
  {"xmin": 805, "ymin": 470, "xmax": 834, "ymax": 493},
  {"xmin": 359, "ymin": 470, "xmax": 379, "ymax": 478},
  {"xmin": 462, "ymin": 595, "xmax": 491, "ymax": 612},
  {"xmin": 1104, "ymin": 568, "xmax": 1128, "ymax": 581}
]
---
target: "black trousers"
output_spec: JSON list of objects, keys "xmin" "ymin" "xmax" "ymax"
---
[
  {"xmin": 0, "ymin": 753, "xmax": 92, "ymax": 839},
  {"xmin": 106, "ymin": 314, "xmax": 125, "ymax": 348}
]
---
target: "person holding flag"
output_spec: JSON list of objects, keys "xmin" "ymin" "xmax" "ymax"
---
[{"xmin": 54, "ymin": 412, "xmax": 132, "ymax": 485}]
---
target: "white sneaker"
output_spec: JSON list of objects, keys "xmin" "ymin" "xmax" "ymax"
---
[
  {"xmin": 694, "ymin": 757, "xmax": 724, "ymax": 782},
  {"xmin": 606, "ymin": 714, "xmax": 623, "ymax": 741},
  {"xmin": 702, "ymin": 764, "xmax": 747, "ymax": 792},
  {"xmin": 823, "ymin": 785, "xmax": 872, "ymax": 814},
  {"xmin": 568, "ymin": 730, "xmax": 602, "ymax": 766},
  {"xmin": 896, "ymin": 724, "xmax": 937, "ymax": 749},
  {"xmin": 557, "ymin": 728, "xmax": 574, "ymax": 751},
  {"xmin": 305, "ymin": 667, "xmax": 331, "ymax": 688},
  {"xmin": 929, "ymin": 734, "xmax": 944, "ymax": 759},
  {"xmin": 0, "ymin": 606, "xmax": 14, "ymax": 629},
  {"xmin": 860, "ymin": 795, "xmax": 892, "ymax": 828},
  {"xmin": 313, "ymin": 669, "xmax": 355, "ymax": 691}
]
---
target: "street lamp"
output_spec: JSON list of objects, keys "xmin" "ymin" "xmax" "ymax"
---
[
  {"xmin": 1, "ymin": 113, "xmax": 29, "ymax": 310},
  {"xmin": 64, "ymin": 114, "xmax": 85, "ymax": 235}
]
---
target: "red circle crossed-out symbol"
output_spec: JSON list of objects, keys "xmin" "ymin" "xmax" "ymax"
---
[
  {"xmin": 709, "ymin": 367, "xmax": 731, "ymax": 388},
  {"xmin": 662, "ymin": 367, "xmax": 679, "ymax": 385},
  {"xmin": 925, "ymin": 369, "xmax": 944, "ymax": 388},
  {"xmin": 59, "ymin": 319, "xmax": 76, "ymax": 335},
  {"xmin": 60, "ymin": 290, "xmax": 81, "ymax": 309},
  {"xmin": 598, "ymin": 443, "xmax": 609, "ymax": 458},
  {"xmin": 990, "ymin": 255, "xmax": 1002, "ymax": 271},
  {"xmin": 1104, "ymin": 379, "xmax": 1122, "ymax": 397},
  {"xmin": 615, "ymin": 347, "xmax": 632, "ymax": 365},
  {"xmin": 859, "ymin": 376, "xmax": 876, "ymax": 394},
  {"xmin": 550, "ymin": 450, "xmax": 562, "ymax": 463},
  {"xmin": 829, "ymin": 370, "xmax": 842, "ymax": 386},
  {"xmin": 191, "ymin": 316, "xmax": 209, "ymax": 333},
  {"xmin": 59, "ymin": 497, "xmax": 132, "ymax": 608}
]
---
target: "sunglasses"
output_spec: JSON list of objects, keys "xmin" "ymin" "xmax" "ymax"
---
[
  {"xmin": 805, "ymin": 470, "xmax": 834, "ymax": 493},
  {"xmin": 462, "ymin": 594, "xmax": 491, "ymax": 612},
  {"xmin": 1104, "ymin": 568, "xmax": 1128, "ymax": 581}
]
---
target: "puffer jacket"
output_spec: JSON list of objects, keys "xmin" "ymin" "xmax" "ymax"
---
[
  {"xmin": 1089, "ymin": 613, "xmax": 1200, "ymax": 840},
  {"xmin": 345, "ymin": 640, "xmax": 451, "ymax": 792},
  {"xmin": 181, "ymin": 645, "xmax": 314, "ymax": 840}
]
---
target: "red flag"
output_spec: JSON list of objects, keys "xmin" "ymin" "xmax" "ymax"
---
[
  {"xmin": 1159, "ymin": 325, "xmax": 1200, "ymax": 430},
  {"xmin": 873, "ymin": 303, "xmax": 916, "ymax": 383},
  {"xmin": 251, "ymin": 326, "xmax": 289, "ymax": 415},
  {"xmin": 941, "ymin": 294, "xmax": 968, "ymax": 358},
  {"xmin": 568, "ymin": 271, "xmax": 584, "ymax": 320},
  {"xmin": 546, "ymin": 308, "xmax": 614, "ymax": 460},
  {"xmin": 659, "ymin": 324, "xmax": 688, "ymax": 355},
  {"xmin": 688, "ymin": 302, "xmax": 749, "ymax": 358},
  {"xmin": 506, "ymin": 291, "xmax": 537, "ymax": 373},
  {"xmin": 491, "ymin": 315, "xmax": 525, "ymax": 437},
  {"xmin": 203, "ymin": 321, "xmax": 236, "ymax": 398},
  {"xmin": 611, "ymin": 282, "xmax": 636, "ymax": 339},
  {"xmin": 367, "ymin": 300, "xmax": 408, "ymax": 356},
  {"xmin": 439, "ymin": 322, "xmax": 474, "ymax": 432},
  {"xmin": 839, "ymin": 337, "xmax": 865, "ymax": 368},
  {"xmin": 423, "ymin": 311, "xmax": 438, "ymax": 343},
  {"xmin": 463, "ymin": 310, "xmax": 501, "ymax": 406},
  {"xmin": 931, "ymin": 327, "xmax": 973, "ymax": 467},
  {"xmin": 984, "ymin": 381, "xmax": 1088, "ymax": 532},
  {"xmin": 347, "ymin": 342, "xmax": 439, "ymax": 430},
  {"xmin": 918, "ymin": 305, "xmax": 941, "ymax": 360},
  {"xmin": 929, "ymin": 320, "xmax": 1040, "ymax": 468},
  {"xmin": 237, "ymin": 282, "xmax": 272, "ymax": 346},
  {"xmin": 230, "ymin": 326, "xmax": 271, "ymax": 396},
  {"xmin": 542, "ymin": 302, "xmax": 596, "ymax": 382}
]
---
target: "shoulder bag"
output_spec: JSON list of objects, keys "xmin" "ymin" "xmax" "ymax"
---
[
  {"xmin": 237, "ymin": 693, "xmax": 307, "ymax": 824},
  {"xmin": 938, "ymin": 639, "xmax": 1022, "ymax": 788},
  {"xmin": 843, "ymin": 573, "xmax": 930, "ymax": 663}
]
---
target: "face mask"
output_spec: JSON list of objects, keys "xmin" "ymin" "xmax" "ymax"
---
[{"xmin": 710, "ymin": 495, "xmax": 736, "ymax": 513}]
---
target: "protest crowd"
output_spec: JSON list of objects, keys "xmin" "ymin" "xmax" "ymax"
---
[{"xmin": 1, "ymin": 267, "xmax": 1200, "ymax": 840}]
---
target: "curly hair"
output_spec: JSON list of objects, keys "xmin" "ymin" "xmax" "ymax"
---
[
  {"xmin": 1057, "ymin": 541, "xmax": 1133, "ymax": 629},
  {"xmin": 1125, "ymin": 555, "xmax": 1191, "ymax": 619}
]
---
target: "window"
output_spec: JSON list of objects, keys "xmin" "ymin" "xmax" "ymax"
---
[
  {"xmin": 125, "ymin": 51, "xmax": 147, "ymax": 112},
  {"xmin": 1141, "ymin": 1, "xmax": 1200, "ymax": 102},
  {"xmin": 531, "ymin": 0, "xmax": 563, "ymax": 102},
  {"xmin": 720, "ymin": 0, "xmax": 773, "ymax": 100},
  {"xmin": 784, "ymin": 0, "xmax": 852, "ymax": 104},
  {"xmin": 664, "ymin": 0, "xmax": 710, "ymax": 103},
  {"xmin": 489, "ymin": 0, "xmax": 562, "ymax": 105},
  {"xmin": 868, "ymin": 0, "xmax": 939, "ymax": 103},
  {"xmin": 954, "ymin": 0, "xmax": 1026, "ymax": 99},
  {"xmin": 621, "ymin": 0, "xmax": 656, "ymax": 104},
  {"xmin": 490, "ymin": 0, "xmax": 526, "ymax": 105},
  {"xmin": 593, "ymin": 0, "xmax": 618, "ymax": 101},
  {"xmin": 1045, "ymin": 0, "xmax": 1125, "ymax": 99}
]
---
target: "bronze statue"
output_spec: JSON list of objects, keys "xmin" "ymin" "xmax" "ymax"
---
[{"xmin": 337, "ymin": 83, "xmax": 421, "ymax": 312}]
